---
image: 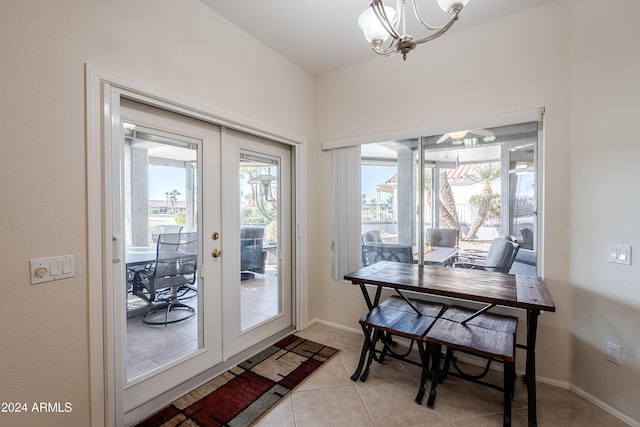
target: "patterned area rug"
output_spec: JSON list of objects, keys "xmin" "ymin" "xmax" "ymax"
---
[{"xmin": 134, "ymin": 335, "xmax": 339, "ymax": 427}]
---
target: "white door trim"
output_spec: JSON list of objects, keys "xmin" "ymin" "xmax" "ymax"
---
[{"xmin": 85, "ymin": 64, "xmax": 306, "ymax": 426}]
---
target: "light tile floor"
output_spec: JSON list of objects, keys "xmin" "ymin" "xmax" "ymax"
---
[{"xmin": 256, "ymin": 323, "xmax": 629, "ymax": 427}]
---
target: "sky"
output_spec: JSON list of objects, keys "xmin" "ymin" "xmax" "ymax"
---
[
  {"xmin": 362, "ymin": 165, "xmax": 396, "ymax": 202},
  {"xmin": 149, "ymin": 165, "xmax": 186, "ymax": 201}
]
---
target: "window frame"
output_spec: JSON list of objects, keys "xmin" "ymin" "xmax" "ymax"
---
[{"xmin": 326, "ymin": 109, "xmax": 544, "ymax": 279}]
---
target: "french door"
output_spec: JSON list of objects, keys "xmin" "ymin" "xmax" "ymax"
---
[
  {"xmin": 110, "ymin": 98, "xmax": 293, "ymax": 422},
  {"xmin": 221, "ymin": 129, "xmax": 293, "ymax": 359}
]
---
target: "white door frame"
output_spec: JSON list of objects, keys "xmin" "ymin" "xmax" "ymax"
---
[{"xmin": 85, "ymin": 64, "xmax": 307, "ymax": 426}]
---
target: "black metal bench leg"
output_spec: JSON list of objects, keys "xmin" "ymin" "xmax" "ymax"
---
[
  {"xmin": 351, "ymin": 340, "xmax": 368, "ymax": 381},
  {"xmin": 351, "ymin": 324, "xmax": 374, "ymax": 381},
  {"xmin": 426, "ymin": 342, "xmax": 441, "ymax": 408},
  {"xmin": 360, "ymin": 328, "xmax": 381, "ymax": 381},
  {"xmin": 440, "ymin": 347, "xmax": 453, "ymax": 382},
  {"xmin": 414, "ymin": 340, "xmax": 430, "ymax": 404}
]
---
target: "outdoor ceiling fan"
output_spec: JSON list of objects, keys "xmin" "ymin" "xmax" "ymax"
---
[{"xmin": 436, "ymin": 128, "xmax": 495, "ymax": 145}]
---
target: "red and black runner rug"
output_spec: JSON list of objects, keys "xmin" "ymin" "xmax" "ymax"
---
[{"xmin": 134, "ymin": 334, "xmax": 339, "ymax": 427}]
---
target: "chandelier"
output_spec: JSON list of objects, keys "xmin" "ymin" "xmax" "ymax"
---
[{"xmin": 358, "ymin": 0, "xmax": 470, "ymax": 60}]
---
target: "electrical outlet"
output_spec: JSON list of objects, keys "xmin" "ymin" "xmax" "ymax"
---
[{"xmin": 606, "ymin": 341, "xmax": 621, "ymax": 365}]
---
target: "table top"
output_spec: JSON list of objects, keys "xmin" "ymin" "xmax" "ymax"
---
[
  {"xmin": 126, "ymin": 246, "xmax": 157, "ymax": 267},
  {"xmin": 344, "ymin": 261, "xmax": 555, "ymax": 312}
]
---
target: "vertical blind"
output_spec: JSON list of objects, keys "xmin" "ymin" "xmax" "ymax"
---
[{"xmin": 331, "ymin": 146, "xmax": 362, "ymax": 280}]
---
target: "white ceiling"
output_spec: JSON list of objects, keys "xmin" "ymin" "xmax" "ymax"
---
[{"xmin": 199, "ymin": 0, "xmax": 557, "ymax": 75}]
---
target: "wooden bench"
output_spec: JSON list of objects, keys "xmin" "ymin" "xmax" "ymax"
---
[
  {"xmin": 357, "ymin": 295, "xmax": 444, "ymax": 404},
  {"xmin": 425, "ymin": 306, "xmax": 518, "ymax": 427}
]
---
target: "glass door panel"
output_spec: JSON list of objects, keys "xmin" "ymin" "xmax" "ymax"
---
[
  {"xmin": 221, "ymin": 129, "xmax": 293, "ymax": 359},
  {"xmin": 123, "ymin": 125, "xmax": 199, "ymax": 380},
  {"xmin": 239, "ymin": 152, "xmax": 280, "ymax": 330},
  {"xmin": 118, "ymin": 100, "xmax": 222, "ymax": 417}
]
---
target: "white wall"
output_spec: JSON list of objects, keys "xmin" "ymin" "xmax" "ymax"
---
[
  {"xmin": 0, "ymin": 1, "xmax": 314, "ymax": 426},
  {"xmin": 568, "ymin": 0, "xmax": 640, "ymax": 420},
  {"xmin": 313, "ymin": 0, "xmax": 640, "ymax": 423}
]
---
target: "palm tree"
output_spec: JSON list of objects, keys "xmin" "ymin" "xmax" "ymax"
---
[
  {"xmin": 439, "ymin": 170, "xmax": 460, "ymax": 230},
  {"xmin": 464, "ymin": 164, "xmax": 501, "ymax": 241},
  {"xmin": 240, "ymin": 167, "xmax": 260, "ymax": 207},
  {"xmin": 165, "ymin": 189, "xmax": 181, "ymax": 215}
]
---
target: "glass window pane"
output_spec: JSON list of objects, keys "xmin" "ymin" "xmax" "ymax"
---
[
  {"xmin": 239, "ymin": 152, "xmax": 280, "ymax": 330},
  {"xmin": 509, "ymin": 144, "xmax": 536, "ymax": 250},
  {"xmin": 361, "ymin": 141, "xmax": 418, "ymax": 265},
  {"xmin": 123, "ymin": 124, "xmax": 199, "ymax": 381}
]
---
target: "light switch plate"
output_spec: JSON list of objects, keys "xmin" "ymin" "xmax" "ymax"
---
[
  {"xmin": 607, "ymin": 244, "xmax": 631, "ymax": 265},
  {"xmin": 30, "ymin": 255, "xmax": 76, "ymax": 284}
]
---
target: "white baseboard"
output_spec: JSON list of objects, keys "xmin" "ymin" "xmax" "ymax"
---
[
  {"xmin": 305, "ymin": 318, "xmax": 362, "ymax": 335},
  {"xmin": 568, "ymin": 384, "xmax": 639, "ymax": 427}
]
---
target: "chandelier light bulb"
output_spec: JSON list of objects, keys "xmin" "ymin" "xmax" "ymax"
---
[
  {"xmin": 436, "ymin": 0, "xmax": 469, "ymax": 13},
  {"xmin": 358, "ymin": 6, "xmax": 395, "ymax": 44}
]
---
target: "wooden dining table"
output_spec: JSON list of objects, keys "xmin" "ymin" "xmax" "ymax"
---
[{"xmin": 344, "ymin": 261, "xmax": 556, "ymax": 426}]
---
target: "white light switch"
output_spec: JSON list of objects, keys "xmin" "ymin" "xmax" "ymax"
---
[
  {"xmin": 62, "ymin": 258, "xmax": 72, "ymax": 274},
  {"xmin": 607, "ymin": 244, "xmax": 631, "ymax": 265},
  {"xmin": 30, "ymin": 255, "xmax": 76, "ymax": 284},
  {"xmin": 50, "ymin": 260, "xmax": 60, "ymax": 276}
]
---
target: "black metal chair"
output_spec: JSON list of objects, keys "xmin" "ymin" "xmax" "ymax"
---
[
  {"xmin": 133, "ymin": 232, "xmax": 198, "ymax": 325},
  {"xmin": 240, "ymin": 226, "xmax": 265, "ymax": 280}
]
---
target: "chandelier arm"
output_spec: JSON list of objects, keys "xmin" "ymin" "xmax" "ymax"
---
[
  {"xmin": 372, "ymin": 37, "xmax": 399, "ymax": 56},
  {"xmin": 372, "ymin": 0, "xmax": 402, "ymax": 41},
  {"xmin": 412, "ymin": 11, "xmax": 460, "ymax": 44},
  {"xmin": 372, "ymin": 46, "xmax": 398, "ymax": 56},
  {"xmin": 412, "ymin": 0, "xmax": 449, "ymax": 30}
]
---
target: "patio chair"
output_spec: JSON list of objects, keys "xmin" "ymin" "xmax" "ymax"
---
[
  {"xmin": 361, "ymin": 230, "xmax": 384, "ymax": 244},
  {"xmin": 240, "ymin": 226, "xmax": 265, "ymax": 280},
  {"xmin": 362, "ymin": 243, "xmax": 414, "ymax": 266},
  {"xmin": 520, "ymin": 228, "xmax": 534, "ymax": 250},
  {"xmin": 133, "ymin": 232, "xmax": 198, "ymax": 325},
  {"xmin": 426, "ymin": 228, "xmax": 458, "ymax": 248},
  {"xmin": 454, "ymin": 236, "xmax": 520, "ymax": 274}
]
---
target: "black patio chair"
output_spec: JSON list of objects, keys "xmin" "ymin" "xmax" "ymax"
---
[{"xmin": 133, "ymin": 232, "xmax": 198, "ymax": 325}]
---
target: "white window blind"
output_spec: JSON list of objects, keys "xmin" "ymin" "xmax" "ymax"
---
[{"xmin": 331, "ymin": 146, "xmax": 362, "ymax": 281}]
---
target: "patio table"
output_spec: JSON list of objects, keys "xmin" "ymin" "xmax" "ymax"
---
[
  {"xmin": 422, "ymin": 246, "xmax": 458, "ymax": 266},
  {"xmin": 344, "ymin": 261, "xmax": 555, "ymax": 426},
  {"xmin": 126, "ymin": 246, "xmax": 157, "ymax": 268}
]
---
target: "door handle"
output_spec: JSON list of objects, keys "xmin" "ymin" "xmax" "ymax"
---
[{"xmin": 211, "ymin": 249, "xmax": 222, "ymax": 258}]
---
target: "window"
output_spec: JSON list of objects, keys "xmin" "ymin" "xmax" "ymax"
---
[{"xmin": 356, "ymin": 121, "xmax": 539, "ymax": 275}]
